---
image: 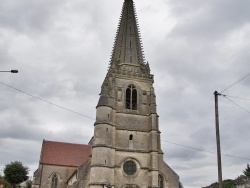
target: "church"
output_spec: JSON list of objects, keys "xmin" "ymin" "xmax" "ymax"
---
[{"xmin": 32, "ymin": 0, "xmax": 179, "ymax": 188}]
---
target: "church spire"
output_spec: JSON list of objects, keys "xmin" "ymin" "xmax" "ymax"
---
[{"xmin": 108, "ymin": 0, "xmax": 152, "ymax": 79}]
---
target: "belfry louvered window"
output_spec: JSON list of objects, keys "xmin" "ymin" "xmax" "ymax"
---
[{"xmin": 126, "ymin": 85, "xmax": 137, "ymax": 110}]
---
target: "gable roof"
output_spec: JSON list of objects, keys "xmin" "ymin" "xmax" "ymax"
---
[{"xmin": 40, "ymin": 140, "xmax": 91, "ymax": 167}]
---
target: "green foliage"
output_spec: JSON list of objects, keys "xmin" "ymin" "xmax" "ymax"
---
[
  {"xmin": 203, "ymin": 164, "xmax": 250, "ymax": 188},
  {"xmin": 0, "ymin": 175, "xmax": 4, "ymax": 185},
  {"xmin": 0, "ymin": 175, "xmax": 12, "ymax": 188},
  {"xmin": 179, "ymin": 181, "xmax": 184, "ymax": 188},
  {"xmin": 3, "ymin": 161, "xmax": 29, "ymax": 188},
  {"xmin": 25, "ymin": 180, "xmax": 32, "ymax": 188},
  {"xmin": 209, "ymin": 182, "xmax": 218, "ymax": 188},
  {"xmin": 222, "ymin": 179, "xmax": 236, "ymax": 188},
  {"xmin": 234, "ymin": 164, "xmax": 250, "ymax": 186},
  {"xmin": 204, "ymin": 179, "xmax": 236, "ymax": 188},
  {"xmin": 235, "ymin": 175, "xmax": 248, "ymax": 183},
  {"xmin": 243, "ymin": 164, "xmax": 250, "ymax": 177}
]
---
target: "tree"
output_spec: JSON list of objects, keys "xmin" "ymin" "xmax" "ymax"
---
[
  {"xmin": 243, "ymin": 164, "xmax": 250, "ymax": 177},
  {"xmin": 0, "ymin": 175, "xmax": 4, "ymax": 185},
  {"xmin": 0, "ymin": 174, "xmax": 11, "ymax": 188},
  {"xmin": 179, "ymin": 181, "xmax": 184, "ymax": 188},
  {"xmin": 3, "ymin": 161, "xmax": 29, "ymax": 188},
  {"xmin": 203, "ymin": 179, "xmax": 236, "ymax": 188},
  {"xmin": 222, "ymin": 179, "xmax": 236, "ymax": 188},
  {"xmin": 203, "ymin": 164, "xmax": 250, "ymax": 188},
  {"xmin": 25, "ymin": 180, "xmax": 32, "ymax": 188}
]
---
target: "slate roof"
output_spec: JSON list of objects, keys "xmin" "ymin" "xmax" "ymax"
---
[{"xmin": 40, "ymin": 140, "xmax": 91, "ymax": 167}]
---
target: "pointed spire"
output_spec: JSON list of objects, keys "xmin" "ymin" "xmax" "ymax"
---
[
  {"xmin": 110, "ymin": 0, "xmax": 145, "ymax": 66},
  {"xmin": 107, "ymin": 0, "xmax": 154, "ymax": 82}
]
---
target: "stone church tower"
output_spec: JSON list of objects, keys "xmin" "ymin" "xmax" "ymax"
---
[
  {"xmin": 89, "ymin": 0, "xmax": 179, "ymax": 187},
  {"xmin": 32, "ymin": 1, "xmax": 179, "ymax": 187}
]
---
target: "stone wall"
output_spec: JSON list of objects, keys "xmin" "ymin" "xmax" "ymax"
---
[{"xmin": 39, "ymin": 164, "xmax": 77, "ymax": 188}]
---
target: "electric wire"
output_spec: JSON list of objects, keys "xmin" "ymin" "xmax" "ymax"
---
[
  {"xmin": 0, "ymin": 81, "xmax": 95, "ymax": 120},
  {"xmin": 220, "ymin": 72, "xmax": 250, "ymax": 93},
  {"xmin": 222, "ymin": 95, "xmax": 250, "ymax": 114},
  {"xmin": 162, "ymin": 140, "xmax": 250, "ymax": 161},
  {"xmin": 223, "ymin": 95, "xmax": 250, "ymax": 101},
  {"xmin": 1, "ymin": 81, "xmax": 250, "ymax": 161}
]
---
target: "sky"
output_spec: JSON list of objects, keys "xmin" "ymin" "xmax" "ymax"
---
[{"xmin": 0, "ymin": 0, "xmax": 250, "ymax": 187}]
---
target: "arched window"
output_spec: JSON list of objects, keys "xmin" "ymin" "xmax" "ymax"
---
[
  {"xmin": 51, "ymin": 174, "xmax": 58, "ymax": 188},
  {"xmin": 158, "ymin": 175, "xmax": 164, "ymax": 188},
  {"xmin": 126, "ymin": 85, "xmax": 137, "ymax": 110}
]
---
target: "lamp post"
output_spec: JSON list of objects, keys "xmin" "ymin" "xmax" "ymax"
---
[{"xmin": 0, "ymin": 70, "xmax": 18, "ymax": 73}]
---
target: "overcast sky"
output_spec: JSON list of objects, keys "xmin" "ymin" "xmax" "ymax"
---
[{"xmin": 0, "ymin": 0, "xmax": 250, "ymax": 187}]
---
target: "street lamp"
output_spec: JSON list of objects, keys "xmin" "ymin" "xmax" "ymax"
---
[{"xmin": 0, "ymin": 70, "xmax": 18, "ymax": 73}]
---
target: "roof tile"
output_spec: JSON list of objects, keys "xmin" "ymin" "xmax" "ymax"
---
[{"xmin": 40, "ymin": 140, "xmax": 91, "ymax": 167}]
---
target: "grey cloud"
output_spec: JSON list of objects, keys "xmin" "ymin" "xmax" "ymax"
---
[
  {"xmin": 168, "ymin": 0, "xmax": 250, "ymax": 40},
  {"xmin": 166, "ymin": 145, "xmax": 206, "ymax": 160},
  {"xmin": 0, "ymin": 139, "xmax": 41, "ymax": 168},
  {"xmin": 0, "ymin": 1, "xmax": 249, "ymax": 188},
  {"xmin": 0, "ymin": 0, "xmax": 62, "ymax": 35},
  {"xmin": 0, "ymin": 108, "xmax": 48, "ymax": 141}
]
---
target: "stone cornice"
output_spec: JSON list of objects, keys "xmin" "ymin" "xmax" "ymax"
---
[
  {"xmin": 90, "ymin": 164, "xmax": 115, "ymax": 168},
  {"xmin": 108, "ymin": 70, "xmax": 154, "ymax": 83},
  {"xmin": 94, "ymin": 122, "xmax": 115, "ymax": 127},
  {"xmin": 92, "ymin": 144, "xmax": 114, "ymax": 149}
]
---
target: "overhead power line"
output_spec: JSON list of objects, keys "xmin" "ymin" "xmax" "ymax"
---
[
  {"xmin": 223, "ymin": 95, "xmax": 250, "ymax": 114},
  {"xmin": 1, "ymin": 81, "xmax": 250, "ymax": 161},
  {"xmin": 0, "ymin": 81, "xmax": 95, "ymax": 120},
  {"xmin": 224, "ymin": 95, "xmax": 250, "ymax": 101},
  {"xmin": 162, "ymin": 140, "xmax": 250, "ymax": 161},
  {"xmin": 220, "ymin": 72, "xmax": 250, "ymax": 93}
]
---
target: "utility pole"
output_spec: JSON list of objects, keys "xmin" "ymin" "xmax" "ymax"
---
[{"xmin": 214, "ymin": 91, "xmax": 223, "ymax": 188}]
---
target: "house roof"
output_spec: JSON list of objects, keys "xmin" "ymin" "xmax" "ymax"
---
[{"xmin": 40, "ymin": 140, "xmax": 91, "ymax": 167}]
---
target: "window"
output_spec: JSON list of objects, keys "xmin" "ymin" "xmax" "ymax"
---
[
  {"xmin": 126, "ymin": 85, "xmax": 137, "ymax": 110},
  {"xmin": 51, "ymin": 174, "xmax": 58, "ymax": 188},
  {"xmin": 129, "ymin": 134, "xmax": 133, "ymax": 148},
  {"xmin": 123, "ymin": 161, "xmax": 136, "ymax": 175},
  {"xmin": 158, "ymin": 175, "xmax": 164, "ymax": 188},
  {"xmin": 129, "ymin": 134, "xmax": 133, "ymax": 140}
]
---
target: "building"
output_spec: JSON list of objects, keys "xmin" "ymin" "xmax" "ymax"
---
[
  {"xmin": 33, "ymin": 0, "xmax": 179, "ymax": 187},
  {"xmin": 33, "ymin": 140, "xmax": 91, "ymax": 188}
]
